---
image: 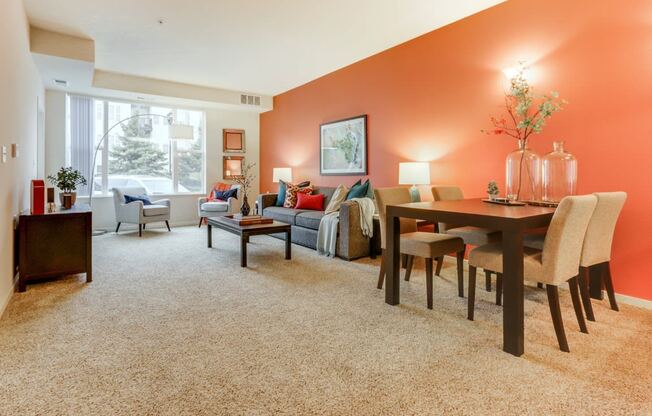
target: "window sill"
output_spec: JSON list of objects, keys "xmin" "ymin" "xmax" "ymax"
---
[{"xmin": 78, "ymin": 192, "xmax": 207, "ymax": 200}]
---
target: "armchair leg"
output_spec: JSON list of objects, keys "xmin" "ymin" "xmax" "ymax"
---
[
  {"xmin": 198, "ymin": 217, "xmax": 203, "ymax": 228},
  {"xmin": 546, "ymin": 284, "xmax": 570, "ymax": 352},
  {"xmin": 142, "ymin": 223, "xmax": 146, "ymax": 230},
  {"xmin": 377, "ymin": 252, "xmax": 386, "ymax": 289},
  {"xmin": 165, "ymin": 220, "xmax": 171, "ymax": 232},
  {"xmin": 569, "ymin": 276, "xmax": 588, "ymax": 334},
  {"xmin": 456, "ymin": 249, "xmax": 465, "ymax": 298},
  {"xmin": 495, "ymin": 273, "xmax": 503, "ymax": 306},
  {"xmin": 404, "ymin": 255, "xmax": 414, "ymax": 281},
  {"xmin": 579, "ymin": 266, "xmax": 596, "ymax": 321},
  {"xmin": 435, "ymin": 256, "xmax": 443, "ymax": 276},
  {"xmin": 467, "ymin": 266, "xmax": 477, "ymax": 320},
  {"xmin": 115, "ymin": 222, "xmax": 121, "ymax": 233},
  {"xmin": 138, "ymin": 224, "xmax": 142, "ymax": 237}
]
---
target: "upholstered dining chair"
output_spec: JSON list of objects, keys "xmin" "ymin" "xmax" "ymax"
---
[
  {"xmin": 524, "ymin": 192, "xmax": 627, "ymax": 321},
  {"xmin": 431, "ymin": 186, "xmax": 501, "ymax": 295},
  {"xmin": 467, "ymin": 195, "xmax": 597, "ymax": 352},
  {"xmin": 375, "ymin": 187, "xmax": 465, "ymax": 309}
]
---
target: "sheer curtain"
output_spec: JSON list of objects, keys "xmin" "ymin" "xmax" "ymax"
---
[{"xmin": 69, "ymin": 95, "xmax": 94, "ymax": 196}]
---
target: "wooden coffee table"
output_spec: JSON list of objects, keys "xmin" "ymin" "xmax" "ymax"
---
[{"xmin": 207, "ymin": 217, "xmax": 291, "ymax": 267}]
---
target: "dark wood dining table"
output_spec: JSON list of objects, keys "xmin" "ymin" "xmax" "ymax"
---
[{"xmin": 385, "ymin": 198, "xmax": 556, "ymax": 356}]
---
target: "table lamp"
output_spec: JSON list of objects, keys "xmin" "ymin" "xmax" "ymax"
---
[
  {"xmin": 398, "ymin": 162, "xmax": 430, "ymax": 202},
  {"xmin": 272, "ymin": 167, "xmax": 292, "ymax": 183}
]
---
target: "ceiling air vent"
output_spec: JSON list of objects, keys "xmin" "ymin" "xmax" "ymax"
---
[
  {"xmin": 240, "ymin": 94, "xmax": 261, "ymax": 106},
  {"xmin": 52, "ymin": 79, "xmax": 68, "ymax": 87}
]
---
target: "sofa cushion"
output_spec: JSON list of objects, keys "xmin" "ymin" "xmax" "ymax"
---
[
  {"xmin": 124, "ymin": 194, "xmax": 152, "ymax": 205},
  {"xmin": 312, "ymin": 186, "xmax": 336, "ymax": 207},
  {"xmin": 347, "ymin": 179, "xmax": 370, "ymax": 200},
  {"xmin": 201, "ymin": 201, "xmax": 229, "ymax": 212},
  {"xmin": 263, "ymin": 206, "xmax": 307, "ymax": 225},
  {"xmin": 296, "ymin": 193, "xmax": 325, "ymax": 210},
  {"xmin": 295, "ymin": 210, "xmax": 325, "ymax": 230},
  {"xmin": 142, "ymin": 204, "xmax": 169, "ymax": 217}
]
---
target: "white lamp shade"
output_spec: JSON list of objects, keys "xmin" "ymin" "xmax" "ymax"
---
[
  {"xmin": 169, "ymin": 124, "xmax": 194, "ymax": 140},
  {"xmin": 398, "ymin": 162, "xmax": 430, "ymax": 185},
  {"xmin": 272, "ymin": 167, "xmax": 292, "ymax": 183}
]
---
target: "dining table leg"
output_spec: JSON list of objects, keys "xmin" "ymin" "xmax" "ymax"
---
[
  {"xmin": 502, "ymin": 229, "xmax": 525, "ymax": 356},
  {"xmin": 385, "ymin": 210, "xmax": 401, "ymax": 305}
]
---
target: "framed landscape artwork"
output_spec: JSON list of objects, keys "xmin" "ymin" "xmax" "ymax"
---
[
  {"xmin": 320, "ymin": 115, "xmax": 367, "ymax": 175},
  {"xmin": 223, "ymin": 129, "xmax": 245, "ymax": 152},
  {"xmin": 223, "ymin": 156, "xmax": 244, "ymax": 179}
]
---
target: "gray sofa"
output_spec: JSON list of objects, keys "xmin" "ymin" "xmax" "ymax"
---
[{"xmin": 257, "ymin": 186, "xmax": 371, "ymax": 260}]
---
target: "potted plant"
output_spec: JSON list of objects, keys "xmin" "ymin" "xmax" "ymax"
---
[
  {"xmin": 47, "ymin": 167, "xmax": 87, "ymax": 209},
  {"xmin": 232, "ymin": 162, "xmax": 256, "ymax": 216},
  {"xmin": 487, "ymin": 180, "xmax": 499, "ymax": 201}
]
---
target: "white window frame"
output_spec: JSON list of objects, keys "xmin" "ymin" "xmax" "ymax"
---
[{"xmin": 68, "ymin": 94, "xmax": 206, "ymax": 197}]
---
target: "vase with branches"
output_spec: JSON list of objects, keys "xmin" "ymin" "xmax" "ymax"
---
[
  {"xmin": 483, "ymin": 65, "xmax": 566, "ymax": 200},
  {"xmin": 232, "ymin": 162, "xmax": 256, "ymax": 216}
]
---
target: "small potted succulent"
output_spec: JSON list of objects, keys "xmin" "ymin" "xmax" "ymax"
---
[
  {"xmin": 487, "ymin": 180, "xmax": 500, "ymax": 201},
  {"xmin": 47, "ymin": 167, "xmax": 87, "ymax": 209}
]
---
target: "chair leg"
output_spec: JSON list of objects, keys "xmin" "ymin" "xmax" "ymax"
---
[
  {"xmin": 546, "ymin": 285, "xmax": 570, "ymax": 352},
  {"xmin": 401, "ymin": 254, "xmax": 407, "ymax": 269},
  {"xmin": 537, "ymin": 282, "xmax": 544, "ymax": 289},
  {"xmin": 138, "ymin": 224, "xmax": 142, "ymax": 237},
  {"xmin": 603, "ymin": 262, "xmax": 619, "ymax": 311},
  {"xmin": 377, "ymin": 252, "xmax": 386, "ymax": 289},
  {"xmin": 495, "ymin": 273, "xmax": 503, "ymax": 306},
  {"xmin": 165, "ymin": 220, "xmax": 171, "ymax": 232},
  {"xmin": 435, "ymin": 256, "xmax": 443, "ymax": 276},
  {"xmin": 568, "ymin": 276, "xmax": 588, "ymax": 334},
  {"xmin": 467, "ymin": 265, "xmax": 476, "ymax": 320},
  {"xmin": 578, "ymin": 267, "xmax": 596, "ymax": 321},
  {"xmin": 426, "ymin": 258, "xmax": 433, "ymax": 309},
  {"xmin": 456, "ymin": 249, "xmax": 465, "ymax": 298},
  {"xmin": 485, "ymin": 270, "xmax": 492, "ymax": 292},
  {"xmin": 115, "ymin": 222, "xmax": 121, "ymax": 233},
  {"xmin": 198, "ymin": 217, "xmax": 203, "ymax": 228},
  {"xmin": 404, "ymin": 255, "xmax": 414, "ymax": 281}
]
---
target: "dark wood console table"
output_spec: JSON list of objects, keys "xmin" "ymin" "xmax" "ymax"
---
[{"xmin": 18, "ymin": 204, "xmax": 92, "ymax": 292}]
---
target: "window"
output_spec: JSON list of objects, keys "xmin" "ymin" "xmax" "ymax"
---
[{"xmin": 67, "ymin": 95, "xmax": 205, "ymax": 196}]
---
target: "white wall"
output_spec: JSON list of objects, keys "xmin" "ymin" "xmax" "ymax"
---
[
  {"xmin": 0, "ymin": 0, "xmax": 45, "ymax": 314},
  {"xmin": 44, "ymin": 92, "xmax": 260, "ymax": 230}
]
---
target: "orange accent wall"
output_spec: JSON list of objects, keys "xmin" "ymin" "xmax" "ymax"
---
[{"xmin": 260, "ymin": 0, "xmax": 652, "ymax": 301}]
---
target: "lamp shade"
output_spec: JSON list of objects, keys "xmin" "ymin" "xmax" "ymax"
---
[
  {"xmin": 169, "ymin": 124, "xmax": 194, "ymax": 140},
  {"xmin": 398, "ymin": 162, "xmax": 430, "ymax": 185},
  {"xmin": 272, "ymin": 167, "xmax": 292, "ymax": 183}
]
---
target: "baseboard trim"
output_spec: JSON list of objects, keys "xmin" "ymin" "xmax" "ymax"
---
[
  {"xmin": 0, "ymin": 276, "xmax": 17, "ymax": 319},
  {"xmin": 449, "ymin": 256, "xmax": 652, "ymax": 310}
]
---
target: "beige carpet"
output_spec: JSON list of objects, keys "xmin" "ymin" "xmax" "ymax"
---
[{"xmin": 0, "ymin": 226, "xmax": 650, "ymax": 415}]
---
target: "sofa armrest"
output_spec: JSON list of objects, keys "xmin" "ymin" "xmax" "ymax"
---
[
  {"xmin": 117, "ymin": 201, "xmax": 144, "ymax": 223},
  {"xmin": 227, "ymin": 197, "xmax": 239, "ymax": 214},
  {"xmin": 152, "ymin": 198, "xmax": 171, "ymax": 207},
  {"xmin": 337, "ymin": 200, "xmax": 370, "ymax": 260},
  {"xmin": 257, "ymin": 193, "xmax": 278, "ymax": 212}
]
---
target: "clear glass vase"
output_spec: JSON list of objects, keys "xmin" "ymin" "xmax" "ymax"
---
[
  {"xmin": 542, "ymin": 141, "xmax": 577, "ymax": 202},
  {"xmin": 506, "ymin": 140, "xmax": 541, "ymax": 201}
]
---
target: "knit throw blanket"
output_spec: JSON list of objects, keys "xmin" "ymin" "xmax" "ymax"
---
[{"xmin": 317, "ymin": 197, "xmax": 375, "ymax": 257}]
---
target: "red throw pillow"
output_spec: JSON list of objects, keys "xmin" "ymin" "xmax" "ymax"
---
[{"xmin": 295, "ymin": 193, "xmax": 325, "ymax": 211}]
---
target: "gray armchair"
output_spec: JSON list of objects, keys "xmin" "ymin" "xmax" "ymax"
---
[
  {"xmin": 197, "ymin": 184, "xmax": 241, "ymax": 227},
  {"xmin": 113, "ymin": 186, "xmax": 171, "ymax": 237}
]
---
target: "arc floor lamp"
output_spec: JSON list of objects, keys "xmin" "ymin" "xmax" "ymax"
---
[{"xmin": 89, "ymin": 112, "xmax": 194, "ymax": 235}]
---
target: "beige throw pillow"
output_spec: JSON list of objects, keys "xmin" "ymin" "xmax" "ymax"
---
[{"xmin": 324, "ymin": 184, "xmax": 349, "ymax": 214}]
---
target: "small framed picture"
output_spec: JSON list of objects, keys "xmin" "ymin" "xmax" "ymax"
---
[
  {"xmin": 223, "ymin": 129, "xmax": 245, "ymax": 152},
  {"xmin": 223, "ymin": 156, "xmax": 244, "ymax": 179},
  {"xmin": 320, "ymin": 115, "xmax": 367, "ymax": 176}
]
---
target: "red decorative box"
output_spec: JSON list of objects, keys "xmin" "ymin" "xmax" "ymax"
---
[{"xmin": 31, "ymin": 180, "xmax": 45, "ymax": 214}]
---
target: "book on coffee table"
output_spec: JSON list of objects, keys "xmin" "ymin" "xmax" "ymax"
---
[{"xmin": 222, "ymin": 215, "xmax": 273, "ymax": 226}]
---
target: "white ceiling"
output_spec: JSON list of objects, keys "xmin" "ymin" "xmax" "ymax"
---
[{"xmin": 25, "ymin": 0, "xmax": 504, "ymax": 96}]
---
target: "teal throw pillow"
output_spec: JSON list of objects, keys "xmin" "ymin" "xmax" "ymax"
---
[{"xmin": 347, "ymin": 179, "xmax": 370, "ymax": 200}]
